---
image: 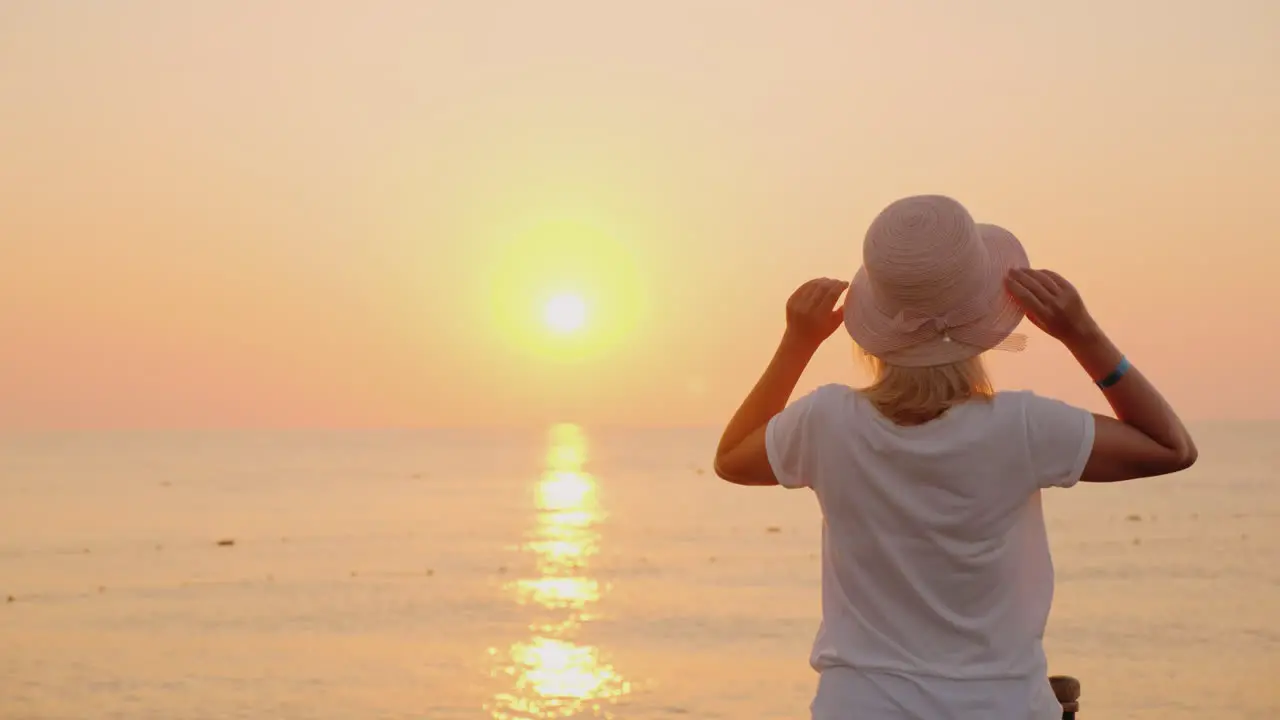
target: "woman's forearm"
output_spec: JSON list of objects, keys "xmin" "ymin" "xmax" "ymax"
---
[
  {"xmin": 716, "ymin": 330, "xmax": 817, "ymax": 458},
  {"xmin": 1066, "ymin": 327, "xmax": 1196, "ymax": 458}
]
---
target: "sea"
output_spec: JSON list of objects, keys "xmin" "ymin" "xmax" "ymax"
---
[{"xmin": 1, "ymin": 422, "xmax": 1276, "ymax": 719}]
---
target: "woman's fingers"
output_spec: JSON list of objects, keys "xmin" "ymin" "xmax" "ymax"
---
[
  {"xmin": 1010, "ymin": 268, "xmax": 1058, "ymax": 305},
  {"xmin": 790, "ymin": 278, "xmax": 847, "ymax": 322},
  {"xmin": 791, "ymin": 279, "xmax": 823, "ymax": 309},
  {"xmin": 787, "ymin": 278, "xmax": 850, "ymax": 339},
  {"xmin": 824, "ymin": 281, "xmax": 849, "ymax": 326},
  {"xmin": 1006, "ymin": 270, "xmax": 1052, "ymax": 319},
  {"xmin": 829, "ymin": 299, "xmax": 849, "ymax": 325},
  {"xmin": 820, "ymin": 279, "xmax": 850, "ymax": 310},
  {"xmin": 1034, "ymin": 269, "xmax": 1064, "ymax": 293},
  {"xmin": 806, "ymin": 280, "xmax": 830, "ymax": 310},
  {"xmin": 1041, "ymin": 270, "xmax": 1076, "ymax": 297},
  {"xmin": 800, "ymin": 278, "xmax": 847, "ymax": 310}
]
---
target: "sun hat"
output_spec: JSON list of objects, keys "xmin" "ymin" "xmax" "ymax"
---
[{"xmin": 844, "ymin": 195, "xmax": 1030, "ymax": 367}]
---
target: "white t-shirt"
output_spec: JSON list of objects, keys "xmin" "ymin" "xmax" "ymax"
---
[{"xmin": 766, "ymin": 385, "xmax": 1095, "ymax": 720}]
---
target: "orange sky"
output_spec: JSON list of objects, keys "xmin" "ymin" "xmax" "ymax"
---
[{"xmin": 2, "ymin": 1, "xmax": 1277, "ymax": 429}]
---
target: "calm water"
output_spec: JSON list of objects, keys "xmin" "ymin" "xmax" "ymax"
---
[{"xmin": 1, "ymin": 423, "xmax": 1277, "ymax": 719}]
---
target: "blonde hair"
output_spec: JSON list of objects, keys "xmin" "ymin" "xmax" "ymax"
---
[{"xmin": 857, "ymin": 347, "xmax": 993, "ymax": 426}]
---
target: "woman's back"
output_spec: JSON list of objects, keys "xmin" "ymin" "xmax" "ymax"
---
[
  {"xmin": 769, "ymin": 386, "xmax": 1092, "ymax": 717},
  {"xmin": 773, "ymin": 386, "xmax": 1091, "ymax": 676}
]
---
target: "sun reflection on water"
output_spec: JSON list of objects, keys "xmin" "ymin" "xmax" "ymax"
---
[{"xmin": 487, "ymin": 423, "xmax": 630, "ymax": 718}]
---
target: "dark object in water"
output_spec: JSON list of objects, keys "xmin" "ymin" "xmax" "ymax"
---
[
  {"xmin": 5, "ymin": 595, "xmax": 13, "ymax": 603},
  {"xmin": 216, "ymin": 539, "xmax": 235, "ymax": 547},
  {"xmin": 1051, "ymin": 675, "xmax": 1081, "ymax": 718},
  {"xmin": 765, "ymin": 526, "xmax": 781, "ymax": 534}
]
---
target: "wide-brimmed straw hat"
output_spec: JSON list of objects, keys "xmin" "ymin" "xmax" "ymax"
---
[{"xmin": 844, "ymin": 195, "xmax": 1029, "ymax": 367}]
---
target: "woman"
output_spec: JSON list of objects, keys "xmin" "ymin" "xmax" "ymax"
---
[{"xmin": 714, "ymin": 195, "xmax": 1197, "ymax": 719}]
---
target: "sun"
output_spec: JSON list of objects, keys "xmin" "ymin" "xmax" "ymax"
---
[
  {"xmin": 544, "ymin": 293, "xmax": 587, "ymax": 335},
  {"xmin": 484, "ymin": 214, "xmax": 647, "ymax": 362}
]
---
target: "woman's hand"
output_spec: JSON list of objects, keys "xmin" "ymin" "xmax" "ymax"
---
[
  {"xmin": 785, "ymin": 278, "xmax": 849, "ymax": 349},
  {"xmin": 1005, "ymin": 268, "xmax": 1099, "ymax": 347},
  {"xmin": 716, "ymin": 278, "xmax": 844, "ymax": 487},
  {"xmin": 1006, "ymin": 268, "xmax": 1197, "ymax": 482}
]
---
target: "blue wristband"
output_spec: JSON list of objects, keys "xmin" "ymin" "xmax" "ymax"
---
[{"xmin": 1096, "ymin": 356, "xmax": 1131, "ymax": 389}]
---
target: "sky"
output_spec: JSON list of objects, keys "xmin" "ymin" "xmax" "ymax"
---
[{"xmin": 1, "ymin": 0, "xmax": 1278, "ymax": 429}]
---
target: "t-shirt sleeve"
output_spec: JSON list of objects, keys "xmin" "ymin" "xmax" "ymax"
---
[
  {"xmin": 765, "ymin": 385, "xmax": 834, "ymax": 490},
  {"xmin": 1023, "ymin": 392, "xmax": 1096, "ymax": 489}
]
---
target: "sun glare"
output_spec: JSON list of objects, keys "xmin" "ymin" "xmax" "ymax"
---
[
  {"xmin": 544, "ymin": 294, "xmax": 587, "ymax": 335},
  {"xmin": 485, "ymin": 215, "xmax": 647, "ymax": 363}
]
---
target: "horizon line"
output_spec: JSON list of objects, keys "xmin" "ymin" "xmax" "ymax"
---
[{"xmin": 0, "ymin": 417, "xmax": 1274, "ymax": 435}]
